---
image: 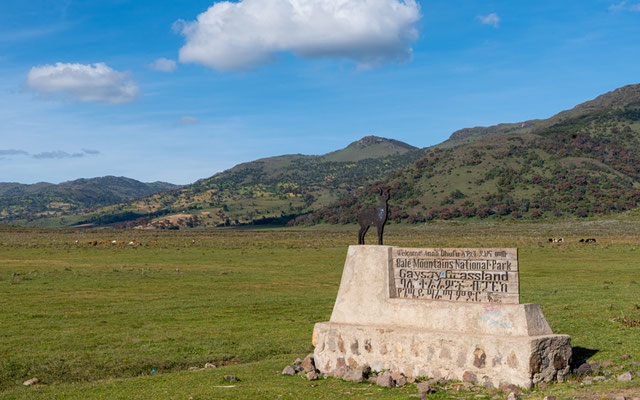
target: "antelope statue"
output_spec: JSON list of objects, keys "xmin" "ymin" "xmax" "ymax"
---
[{"xmin": 357, "ymin": 188, "xmax": 390, "ymax": 245}]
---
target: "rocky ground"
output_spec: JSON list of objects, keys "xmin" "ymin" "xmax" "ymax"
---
[{"xmin": 280, "ymin": 353, "xmax": 640, "ymax": 400}]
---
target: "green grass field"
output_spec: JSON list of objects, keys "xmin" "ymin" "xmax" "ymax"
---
[{"xmin": 1, "ymin": 221, "xmax": 639, "ymax": 399}]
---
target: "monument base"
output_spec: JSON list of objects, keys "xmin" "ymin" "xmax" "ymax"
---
[
  {"xmin": 313, "ymin": 246, "xmax": 573, "ymax": 389},
  {"xmin": 313, "ymin": 321, "xmax": 571, "ymax": 389}
]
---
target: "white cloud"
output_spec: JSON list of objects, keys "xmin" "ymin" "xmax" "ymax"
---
[
  {"xmin": 27, "ymin": 62, "xmax": 140, "ymax": 104},
  {"xmin": 82, "ymin": 148, "xmax": 101, "ymax": 155},
  {"xmin": 177, "ymin": 0, "xmax": 422, "ymax": 71},
  {"xmin": 609, "ymin": 1, "xmax": 640, "ymax": 11},
  {"xmin": 32, "ymin": 150, "xmax": 84, "ymax": 159},
  {"xmin": 0, "ymin": 149, "xmax": 29, "ymax": 156},
  {"xmin": 0, "ymin": 148, "xmax": 101, "ymax": 160},
  {"xmin": 150, "ymin": 57, "xmax": 178, "ymax": 72},
  {"xmin": 176, "ymin": 116, "xmax": 199, "ymax": 125},
  {"xmin": 478, "ymin": 13, "xmax": 500, "ymax": 28}
]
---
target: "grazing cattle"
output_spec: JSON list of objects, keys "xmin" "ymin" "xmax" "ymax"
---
[
  {"xmin": 580, "ymin": 238, "xmax": 597, "ymax": 243},
  {"xmin": 548, "ymin": 238, "xmax": 564, "ymax": 243},
  {"xmin": 357, "ymin": 188, "xmax": 390, "ymax": 245}
]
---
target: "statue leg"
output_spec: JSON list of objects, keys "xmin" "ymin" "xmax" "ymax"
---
[
  {"xmin": 377, "ymin": 224, "xmax": 385, "ymax": 245},
  {"xmin": 359, "ymin": 226, "xmax": 369, "ymax": 245}
]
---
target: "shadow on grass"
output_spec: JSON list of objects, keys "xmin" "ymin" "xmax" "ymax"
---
[{"xmin": 572, "ymin": 346, "xmax": 599, "ymax": 366}]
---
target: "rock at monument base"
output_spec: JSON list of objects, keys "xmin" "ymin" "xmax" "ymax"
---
[
  {"xmin": 313, "ymin": 245, "xmax": 572, "ymax": 390},
  {"xmin": 391, "ymin": 371, "xmax": 407, "ymax": 386},
  {"xmin": 306, "ymin": 371, "xmax": 319, "ymax": 380},
  {"xmin": 507, "ymin": 392, "xmax": 522, "ymax": 400},
  {"xmin": 499, "ymin": 382, "xmax": 523, "ymax": 394},
  {"xmin": 574, "ymin": 362, "xmax": 593, "ymax": 377},
  {"xmin": 301, "ymin": 354, "xmax": 316, "ymax": 373},
  {"xmin": 415, "ymin": 382, "xmax": 433, "ymax": 394},
  {"xmin": 376, "ymin": 372, "xmax": 394, "ymax": 388},
  {"xmin": 281, "ymin": 366, "xmax": 296, "ymax": 375},
  {"xmin": 343, "ymin": 368, "xmax": 366, "ymax": 383}
]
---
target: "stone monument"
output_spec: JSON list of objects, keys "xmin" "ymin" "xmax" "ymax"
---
[{"xmin": 312, "ymin": 246, "xmax": 572, "ymax": 389}]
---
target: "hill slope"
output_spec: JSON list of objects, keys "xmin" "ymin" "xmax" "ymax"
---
[
  {"xmin": 63, "ymin": 136, "xmax": 425, "ymax": 228},
  {"xmin": 295, "ymin": 84, "xmax": 640, "ymax": 224},
  {"xmin": 0, "ymin": 177, "xmax": 176, "ymax": 225},
  {"xmin": 322, "ymin": 135, "xmax": 417, "ymax": 162},
  {"xmin": 446, "ymin": 84, "xmax": 640, "ymax": 145}
]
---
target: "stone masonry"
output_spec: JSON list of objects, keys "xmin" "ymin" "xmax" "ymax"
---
[{"xmin": 313, "ymin": 245, "xmax": 572, "ymax": 389}]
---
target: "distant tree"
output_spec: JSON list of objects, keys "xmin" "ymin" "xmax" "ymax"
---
[
  {"xmin": 575, "ymin": 208, "xmax": 588, "ymax": 218},
  {"xmin": 303, "ymin": 193, "xmax": 315, "ymax": 207},
  {"xmin": 476, "ymin": 207, "xmax": 492, "ymax": 218}
]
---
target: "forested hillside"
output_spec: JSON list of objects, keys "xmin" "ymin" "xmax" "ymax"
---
[
  {"xmin": 0, "ymin": 177, "xmax": 176, "ymax": 225},
  {"xmin": 56, "ymin": 136, "xmax": 424, "ymax": 228},
  {"xmin": 293, "ymin": 84, "xmax": 640, "ymax": 224}
]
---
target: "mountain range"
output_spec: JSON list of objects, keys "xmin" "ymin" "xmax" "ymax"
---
[
  {"xmin": 296, "ymin": 84, "xmax": 640, "ymax": 224},
  {"xmin": 0, "ymin": 177, "xmax": 176, "ymax": 226},
  {"xmin": 2, "ymin": 83, "xmax": 640, "ymax": 228}
]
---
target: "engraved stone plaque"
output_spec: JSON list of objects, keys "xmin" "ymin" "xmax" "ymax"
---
[{"xmin": 389, "ymin": 247, "xmax": 519, "ymax": 304}]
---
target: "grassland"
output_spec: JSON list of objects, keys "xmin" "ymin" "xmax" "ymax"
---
[{"xmin": 1, "ymin": 221, "xmax": 640, "ymax": 399}]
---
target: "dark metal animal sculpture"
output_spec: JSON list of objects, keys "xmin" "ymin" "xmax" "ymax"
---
[{"xmin": 357, "ymin": 188, "xmax": 390, "ymax": 245}]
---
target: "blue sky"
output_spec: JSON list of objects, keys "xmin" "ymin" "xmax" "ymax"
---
[{"xmin": 1, "ymin": 0, "xmax": 639, "ymax": 184}]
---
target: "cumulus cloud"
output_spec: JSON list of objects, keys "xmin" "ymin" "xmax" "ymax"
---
[
  {"xmin": 478, "ymin": 13, "xmax": 500, "ymax": 28},
  {"xmin": 150, "ymin": 57, "xmax": 178, "ymax": 72},
  {"xmin": 27, "ymin": 62, "xmax": 140, "ymax": 104},
  {"xmin": 177, "ymin": 0, "xmax": 422, "ymax": 71},
  {"xmin": 609, "ymin": 1, "xmax": 640, "ymax": 11},
  {"xmin": 177, "ymin": 116, "xmax": 199, "ymax": 125}
]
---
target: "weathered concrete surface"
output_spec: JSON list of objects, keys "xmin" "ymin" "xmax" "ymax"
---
[
  {"xmin": 314, "ymin": 322, "xmax": 571, "ymax": 388},
  {"xmin": 313, "ymin": 245, "xmax": 572, "ymax": 389}
]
